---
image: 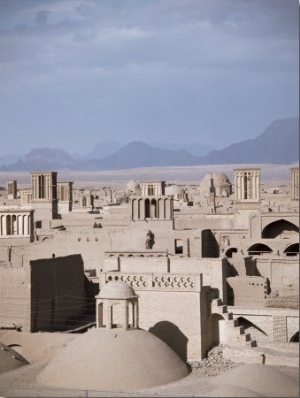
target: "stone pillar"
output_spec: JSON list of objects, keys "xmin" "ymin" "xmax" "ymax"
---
[
  {"xmin": 124, "ymin": 302, "xmax": 128, "ymax": 330},
  {"xmin": 108, "ymin": 304, "xmax": 112, "ymax": 329},
  {"xmin": 140, "ymin": 199, "xmax": 145, "ymax": 219},
  {"xmin": 134, "ymin": 301, "xmax": 139, "ymax": 329},
  {"xmin": 291, "ymin": 167, "xmax": 299, "ymax": 199},
  {"xmin": 7, "ymin": 180, "xmax": 17, "ymax": 200}
]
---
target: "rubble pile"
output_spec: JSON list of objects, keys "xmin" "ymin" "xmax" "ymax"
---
[{"xmin": 188, "ymin": 345, "xmax": 238, "ymax": 377}]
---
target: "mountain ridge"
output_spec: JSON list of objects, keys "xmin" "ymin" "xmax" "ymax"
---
[{"xmin": 1, "ymin": 116, "xmax": 298, "ymax": 171}]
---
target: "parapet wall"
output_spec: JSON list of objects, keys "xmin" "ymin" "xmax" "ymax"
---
[
  {"xmin": 100, "ymin": 271, "xmax": 202, "ymax": 292},
  {"xmin": 227, "ymin": 276, "xmax": 267, "ymax": 307}
]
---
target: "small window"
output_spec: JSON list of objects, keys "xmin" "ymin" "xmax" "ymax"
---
[{"xmin": 175, "ymin": 239, "xmax": 183, "ymax": 254}]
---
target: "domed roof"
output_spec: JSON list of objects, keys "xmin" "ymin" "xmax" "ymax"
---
[
  {"xmin": 165, "ymin": 185, "xmax": 185, "ymax": 195},
  {"xmin": 0, "ymin": 341, "xmax": 29, "ymax": 374},
  {"xmin": 126, "ymin": 180, "xmax": 140, "ymax": 191},
  {"xmin": 201, "ymin": 172, "xmax": 230, "ymax": 185},
  {"xmin": 98, "ymin": 279, "xmax": 138, "ymax": 299},
  {"xmin": 37, "ymin": 328, "xmax": 190, "ymax": 391}
]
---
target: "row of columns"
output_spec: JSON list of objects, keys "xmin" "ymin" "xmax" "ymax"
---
[
  {"xmin": 131, "ymin": 197, "xmax": 173, "ymax": 220},
  {"xmin": 31, "ymin": 172, "xmax": 57, "ymax": 200},
  {"xmin": 234, "ymin": 169, "xmax": 260, "ymax": 201},
  {"xmin": 140, "ymin": 182, "xmax": 165, "ymax": 196},
  {"xmin": 97, "ymin": 299, "xmax": 139, "ymax": 330},
  {"xmin": 0, "ymin": 213, "xmax": 32, "ymax": 236}
]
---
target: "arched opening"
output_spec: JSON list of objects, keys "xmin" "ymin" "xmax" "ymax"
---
[
  {"xmin": 225, "ymin": 247, "xmax": 238, "ymax": 258},
  {"xmin": 137, "ymin": 198, "xmax": 142, "ymax": 219},
  {"xmin": 210, "ymin": 313, "xmax": 225, "ymax": 347},
  {"xmin": 145, "ymin": 199, "xmax": 150, "ymax": 218},
  {"xmin": 237, "ymin": 317, "xmax": 269, "ymax": 342},
  {"xmin": 289, "ymin": 331, "xmax": 299, "ymax": 342},
  {"xmin": 284, "ymin": 243, "xmax": 299, "ymax": 256},
  {"xmin": 248, "ymin": 243, "xmax": 272, "ymax": 256},
  {"xmin": 151, "ymin": 199, "xmax": 157, "ymax": 218},
  {"xmin": 128, "ymin": 301, "xmax": 134, "ymax": 328},
  {"xmin": 262, "ymin": 219, "xmax": 299, "ymax": 239},
  {"xmin": 243, "ymin": 175, "xmax": 249, "ymax": 199},
  {"xmin": 6, "ymin": 215, "xmax": 12, "ymax": 235},
  {"xmin": 111, "ymin": 303, "xmax": 123, "ymax": 328},
  {"xmin": 97, "ymin": 303, "xmax": 105, "ymax": 328},
  {"xmin": 175, "ymin": 239, "xmax": 183, "ymax": 254}
]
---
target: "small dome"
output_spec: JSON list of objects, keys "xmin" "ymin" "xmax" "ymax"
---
[
  {"xmin": 127, "ymin": 180, "xmax": 140, "ymax": 192},
  {"xmin": 201, "ymin": 172, "xmax": 230, "ymax": 185},
  {"xmin": 200, "ymin": 172, "xmax": 232, "ymax": 197},
  {"xmin": 98, "ymin": 279, "xmax": 138, "ymax": 299}
]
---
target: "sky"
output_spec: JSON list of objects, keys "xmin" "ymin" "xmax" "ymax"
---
[{"xmin": 0, "ymin": 0, "xmax": 298, "ymax": 156}]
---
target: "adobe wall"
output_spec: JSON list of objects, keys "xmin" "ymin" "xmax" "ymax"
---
[
  {"xmin": 30, "ymin": 254, "xmax": 86, "ymax": 332},
  {"xmin": 233, "ymin": 208, "xmax": 260, "ymax": 229},
  {"xmin": 250, "ymin": 213, "xmax": 299, "ymax": 239},
  {"xmin": 139, "ymin": 290, "xmax": 202, "ymax": 361},
  {"xmin": 22, "ymin": 226, "xmax": 204, "ymax": 272},
  {"xmin": 174, "ymin": 213, "xmax": 235, "ymax": 230},
  {"xmin": 101, "ymin": 256, "xmax": 226, "ymax": 302},
  {"xmin": 230, "ymin": 307, "xmax": 299, "ymax": 342},
  {"xmin": 120, "ymin": 257, "xmax": 169, "ymax": 273},
  {"xmin": 227, "ymin": 276, "xmax": 267, "ymax": 307},
  {"xmin": 0, "ymin": 268, "xmax": 31, "ymax": 331},
  {"xmin": 169, "ymin": 258, "xmax": 226, "ymax": 302},
  {"xmin": 255, "ymin": 258, "xmax": 299, "ymax": 286},
  {"xmin": 99, "ymin": 272, "xmax": 207, "ymax": 361}
]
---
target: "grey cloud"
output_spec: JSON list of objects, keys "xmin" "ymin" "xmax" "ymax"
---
[
  {"xmin": 35, "ymin": 10, "xmax": 51, "ymax": 24},
  {"xmin": 0, "ymin": 0, "xmax": 298, "ymax": 155}
]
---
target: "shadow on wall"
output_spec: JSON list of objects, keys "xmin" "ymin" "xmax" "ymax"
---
[
  {"xmin": 201, "ymin": 229, "xmax": 219, "ymax": 258},
  {"xmin": 148, "ymin": 321, "xmax": 188, "ymax": 362},
  {"xmin": 226, "ymin": 281, "xmax": 234, "ymax": 305}
]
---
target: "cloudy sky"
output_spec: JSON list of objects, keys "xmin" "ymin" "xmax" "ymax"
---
[{"xmin": 0, "ymin": 0, "xmax": 298, "ymax": 156}]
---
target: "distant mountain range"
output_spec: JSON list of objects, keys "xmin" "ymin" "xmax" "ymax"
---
[{"xmin": 0, "ymin": 116, "xmax": 298, "ymax": 171}]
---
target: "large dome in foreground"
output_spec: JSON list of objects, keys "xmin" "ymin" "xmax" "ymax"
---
[{"xmin": 37, "ymin": 328, "xmax": 190, "ymax": 391}]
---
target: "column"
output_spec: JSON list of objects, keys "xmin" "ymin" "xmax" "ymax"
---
[
  {"xmin": 124, "ymin": 302, "xmax": 128, "ymax": 330},
  {"xmin": 24, "ymin": 215, "xmax": 29, "ymax": 235},
  {"xmin": 134, "ymin": 301, "xmax": 139, "ymax": 329},
  {"xmin": 107, "ymin": 304, "xmax": 112, "ymax": 329},
  {"xmin": 2, "ymin": 215, "xmax": 7, "ymax": 236},
  {"xmin": 17, "ymin": 215, "xmax": 22, "ymax": 235},
  {"xmin": 140, "ymin": 199, "xmax": 145, "ymax": 219}
]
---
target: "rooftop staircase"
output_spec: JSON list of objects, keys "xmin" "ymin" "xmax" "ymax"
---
[{"xmin": 212, "ymin": 298, "xmax": 257, "ymax": 348}]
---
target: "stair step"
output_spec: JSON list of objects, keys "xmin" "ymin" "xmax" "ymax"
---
[
  {"xmin": 239, "ymin": 325, "xmax": 245, "ymax": 334},
  {"xmin": 214, "ymin": 298, "xmax": 223, "ymax": 306},
  {"xmin": 227, "ymin": 312, "xmax": 233, "ymax": 320},
  {"xmin": 245, "ymin": 333, "xmax": 251, "ymax": 341}
]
